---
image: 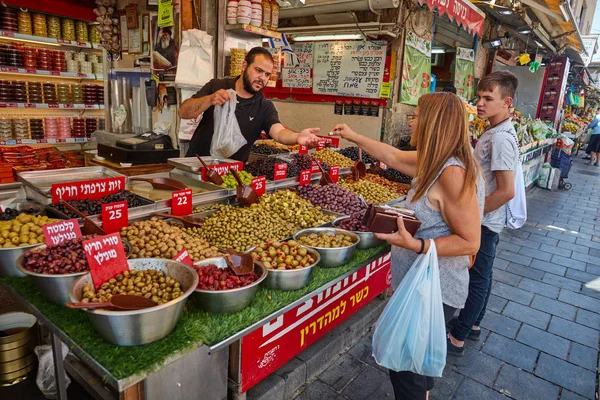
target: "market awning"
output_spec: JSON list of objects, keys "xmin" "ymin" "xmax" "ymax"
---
[{"xmin": 417, "ymin": 0, "xmax": 486, "ymax": 37}]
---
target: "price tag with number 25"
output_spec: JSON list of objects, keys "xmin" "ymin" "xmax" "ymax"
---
[
  {"xmin": 172, "ymin": 189, "xmax": 192, "ymax": 216},
  {"xmin": 101, "ymin": 201, "xmax": 128, "ymax": 233}
]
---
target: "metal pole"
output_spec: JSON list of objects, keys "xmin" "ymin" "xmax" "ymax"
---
[{"xmin": 51, "ymin": 333, "xmax": 69, "ymax": 400}]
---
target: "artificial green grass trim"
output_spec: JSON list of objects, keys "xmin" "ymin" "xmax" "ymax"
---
[{"xmin": 1, "ymin": 244, "xmax": 389, "ymax": 382}]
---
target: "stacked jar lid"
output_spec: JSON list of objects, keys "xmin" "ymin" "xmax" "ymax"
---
[
  {"xmin": 76, "ymin": 21, "xmax": 88, "ymax": 42},
  {"xmin": 0, "ymin": 80, "xmax": 11, "ymax": 102},
  {"xmin": 0, "ymin": 119, "xmax": 12, "ymax": 140},
  {"xmin": 29, "ymin": 119, "xmax": 43, "ymax": 139},
  {"xmin": 12, "ymin": 119, "xmax": 29, "ymax": 139},
  {"xmin": 89, "ymin": 25, "xmax": 101, "ymax": 44},
  {"xmin": 42, "ymin": 82, "xmax": 57, "ymax": 104},
  {"xmin": 83, "ymin": 84, "xmax": 103, "ymax": 104},
  {"xmin": 54, "ymin": 50, "xmax": 66, "ymax": 72},
  {"xmin": 85, "ymin": 118, "xmax": 97, "ymax": 137},
  {"xmin": 27, "ymin": 82, "xmax": 42, "ymax": 103},
  {"xmin": 22, "ymin": 46, "xmax": 37, "ymax": 70},
  {"xmin": 33, "ymin": 13, "xmax": 47, "ymax": 37},
  {"xmin": 0, "ymin": 44, "xmax": 23, "ymax": 67},
  {"xmin": 0, "ymin": 8, "xmax": 18, "ymax": 32},
  {"xmin": 37, "ymin": 48, "xmax": 54, "ymax": 71},
  {"xmin": 47, "ymin": 16, "xmax": 60, "ymax": 38},
  {"xmin": 17, "ymin": 11, "xmax": 32, "ymax": 35},
  {"xmin": 71, "ymin": 83, "xmax": 83, "ymax": 103},
  {"xmin": 57, "ymin": 83, "xmax": 71, "ymax": 103},
  {"xmin": 44, "ymin": 117, "xmax": 58, "ymax": 138},
  {"xmin": 72, "ymin": 118, "xmax": 85, "ymax": 138},
  {"xmin": 57, "ymin": 117, "xmax": 71, "ymax": 138},
  {"xmin": 12, "ymin": 81, "xmax": 26, "ymax": 102},
  {"xmin": 62, "ymin": 18, "xmax": 75, "ymax": 41}
]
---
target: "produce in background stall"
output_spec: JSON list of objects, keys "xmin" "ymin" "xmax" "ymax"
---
[
  {"xmin": 244, "ymin": 157, "xmax": 299, "ymax": 180},
  {"xmin": 362, "ymin": 174, "xmax": 410, "ymax": 195},
  {"xmin": 338, "ymin": 147, "xmax": 379, "ymax": 165},
  {"xmin": 250, "ymin": 240, "xmax": 317, "ymax": 270},
  {"xmin": 288, "ymin": 153, "xmax": 329, "ymax": 172},
  {"xmin": 0, "ymin": 207, "xmax": 40, "ymax": 221},
  {"xmin": 297, "ymin": 184, "xmax": 366, "ymax": 215},
  {"xmin": 49, "ymin": 190, "xmax": 148, "ymax": 217},
  {"xmin": 339, "ymin": 179, "xmax": 398, "ymax": 204},
  {"xmin": 193, "ymin": 264, "xmax": 259, "ymax": 290},
  {"xmin": 80, "ymin": 269, "xmax": 183, "ymax": 305},
  {"xmin": 220, "ymin": 170, "xmax": 254, "ymax": 189},
  {"xmin": 297, "ymin": 231, "xmax": 357, "ymax": 248},
  {"xmin": 378, "ymin": 168, "xmax": 412, "ymax": 185},
  {"xmin": 0, "ymin": 215, "xmax": 60, "ymax": 247},
  {"xmin": 120, "ymin": 218, "xmax": 221, "ymax": 261},
  {"xmin": 312, "ymin": 149, "xmax": 355, "ymax": 168},
  {"xmin": 337, "ymin": 212, "xmax": 369, "ymax": 232},
  {"xmin": 197, "ymin": 190, "xmax": 335, "ymax": 252},
  {"xmin": 251, "ymin": 143, "xmax": 288, "ymax": 155}
]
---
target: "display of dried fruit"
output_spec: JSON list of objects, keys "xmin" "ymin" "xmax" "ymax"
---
[{"xmin": 194, "ymin": 264, "xmax": 259, "ymax": 291}]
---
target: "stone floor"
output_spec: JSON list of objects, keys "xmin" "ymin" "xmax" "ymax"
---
[{"xmin": 294, "ymin": 157, "xmax": 600, "ymax": 400}]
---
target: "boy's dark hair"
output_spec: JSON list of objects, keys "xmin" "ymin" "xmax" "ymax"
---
[
  {"xmin": 478, "ymin": 71, "xmax": 518, "ymax": 98},
  {"xmin": 443, "ymin": 84, "xmax": 457, "ymax": 94},
  {"xmin": 245, "ymin": 47, "xmax": 274, "ymax": 66}
]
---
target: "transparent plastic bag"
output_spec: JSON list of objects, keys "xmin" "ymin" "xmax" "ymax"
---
[
  {"xmin": 211, "ymin": 89, "xmax": 247, "ymax": 158},
  {"xmin": 372, "ymin": 240, "xmax": 446, "ymax": 377},
  {"xmin": 35, "ymin": 343, "xmax": 71, "ymax": 399}
]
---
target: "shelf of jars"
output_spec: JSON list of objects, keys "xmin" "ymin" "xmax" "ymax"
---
[
  {"xmin": 0, "ymin": 30, "xmax": 103, "ymax": 50},
  {"xmin": 0, "ymin": 102, "xmax": 104, "ymax": 110},
  {"xmin": 0, "ymin": 137, "xmax": 93, "ymax": 146},
  {"xmin": 224, "ymin": 23, "xmax": 281, "ymax": 38}
]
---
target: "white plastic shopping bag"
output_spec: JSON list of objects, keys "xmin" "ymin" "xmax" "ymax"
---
[
  {"xmin": 372, "ymin": 240, "xmax": 446, "ymax": 377},
  {"xmin": 35, "ymin": 343, "xmax": 71, "ymax": 399},
  {"xmin": 211, "ymin": 89, "xmax": 247, "ymax": 158},
  {"xmin": 506, "ymin": 161, "xmax": 527, "ymax": 229},
  {"xmin": 175, "ymin": 29, "xmax": 214, "ymax": 87}
]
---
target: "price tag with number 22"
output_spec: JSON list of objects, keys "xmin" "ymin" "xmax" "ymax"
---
[{"xmin": 171, "ymin": 189, "xmax": 192, "ymax": 216}]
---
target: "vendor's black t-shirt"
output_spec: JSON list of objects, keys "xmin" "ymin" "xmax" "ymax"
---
[{"xmin": 185, "ymin": 77, "xmax": 281, "ymax": 162}]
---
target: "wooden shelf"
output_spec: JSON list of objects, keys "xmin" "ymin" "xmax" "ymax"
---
[{"xmin": 224, "ymin": 24, "xmax": 281, "ymax": 39}]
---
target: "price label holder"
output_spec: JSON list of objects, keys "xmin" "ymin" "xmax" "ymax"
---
[
  {"xmin": 83, "ymin": 233, "xmax": 129, "ymax": 290},
  {"xmin": 171, "ymin": 189, "xmax": 192, "ymax": 216},
  {"xmin": 42, "ymin": 219, "xmax": 82, "ymax": 246},
  {"xmin": 173, "ymin": 248, "xmax": 194, "ymax": 267},
  {"xmin": 330, "ymin": 166, "xmax": 340, "ymax": 183},
  {"xmin": 317, "ymin": 140, "xmax": 326, "ymax": 151},
  {"xmin": 380, "ymin": 162, "xmax": 387, "ymax": 170},
  {"xmin": 310, "ymin": 160, "xmax": 320, "ymax": 173},
  {"xmin": 299, "ymin": 145, "xmax": 308, "ymax": 155},
  {"xmin": 273, "ymin": 163, "xmax": 288, "ymax": 181},
  {"xmin": 251, "ymin": 176, "xmax": 266, "ymax": 197},
  {"xmin": 101, "ymin": 201, "xmax": 128, "ymax": 234},
  {"xmin": 299, "ymin": 169, "xmax": 311, "ymax": 186}
]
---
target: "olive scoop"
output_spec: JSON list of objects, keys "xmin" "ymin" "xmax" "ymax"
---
[
  {"xmin": 225, "ymin": 249, "xmax": 255, "ymax": 275},
  {"xmin": 195, "ymin": 154, "xmax": 224, "ymax": 186},
  {"xmin": 231, "ymin": 169, "xmax": 259, "ymax": 206},
  {"xmin": 317, "ymin": 161, "xmax": 333, "ymax": 186},
  {"xmin": 129, "ymin": 177, "xmax": 189, "ymax": 191},
  {"xmin": 352, "ymin": 148, "xmax": 367, "ymax": 179},
  {"xmin": 154, "ymin": 212, "xmax": 205, "ymax": 229},
  {"xmin": 66, "ymin": 294, "xmax": 156, "ymax": 310}
]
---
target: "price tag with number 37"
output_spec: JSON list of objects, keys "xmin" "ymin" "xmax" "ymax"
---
[{"xmin": 172, "ymin": 189, "xmax": 193, "ymax": 216}]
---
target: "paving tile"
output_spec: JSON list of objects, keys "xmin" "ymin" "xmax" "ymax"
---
[
  {"xmin": 430, "ymin": 368, "xmax": 463, "ymax": 400},
  {"xmin": 491, "ymin": 282, "xmax": 534, "ymax": 305},
  {"xmin": 447, "ymin": 348, "xmax": 502, "ymax": 387},
  {"xmin": 464, "ymin": 328, "xmax": 489, "ymax": 351},
  {"xmin": 519, "ymin": 247, "xmax": 554, "ymax": 262},
  {"xmin": 346, "ymin": 334, "xmax": 385, "ymax": 373},
  {"xmin": 560, "ymin": 390, "xmax": 587, "ymax": 400},
  {"xmin": 547, "ymin": 231, "xmax": 577, "ymax": 243},
  {"xmin": 586, "ymin": 264, "xmax": 600, "ymax": 275},
  {"xmin": 530, "ymin": 295, "xmax": 577, "ymax": 321},
  {"xmin": 540, "ymin": 243, "xmax": 573, "ymax": 258},
  {"xmin": 493, "ymin": 257, "xmax": 510, "ymax": 270},
  {"xmin": 502, "ymin": 301, "xmax": 551, "ymax": 330},
  {"xmin": 575, "ymin": 237, "xmax": 600, "ymax": 250},
  {"xmin": 506, "ymin": 263, "xmax": 545, "ymax": 280},
  {"xmin": 452, "ymin": 378, "xmax": 507, "ymax": 400},
  {"xmin": 518, "ymin": 278, "xmax": 560, "ymax": 299},
  {"xmin": 557, "ymin": 241, "xmax": 591, "ymax": 255},
  {"xmin": 492, "ymin": 269, "xmax": 522, "ymax": 286},
  {"xmin": 516, "ymin": 324, "xmax": 570, "ymax": 359},
  {"xmin": 510, "ymin": 237, "xmax": 541, "ymax": 250},
  {"xmin": 530, "ymin": 259, "xmax": 567, "ymax": 276},
  {"xmin": 318, "ymin": 354, "xmax": 366, "ymax": 392},
  {"xmin": 548, "ymin": 317, "xmax": 599, "ymax": 348},
  {"xmin": 541, "ymin": 274, "xmax": 582, "ymax": 292},
  {"xmin": 481, "ymin": 333, "xmax": 538, "ymax": 372},
  {"xmin": 497, "ymin": 250, "xmax": 533, "ymax": 266},
  {"xmin": 566, "ymin": 269, "xmax": 598, "ymax": 284},
  {"xmin": 551, "ymin": 255, "xmax": 587, "ymax": 271},
  {"xmin": 575, "ymin": 309, "xmax": 600, "ymax": 329},
  {"xmin": 568, "ymin": 343, "xmax": 598, "ymax": 372},
  {"xmin": 340, "ymin": 364, "xmax": 395, "ymax": 400},
  {"xmin": 295, "ymin": 380, "xmax": 346, "ymax": 400},
  {"xmin": 528, "ymin": 233, "xmax": 559, "ymax": 246},
  {"xmin": 559, "ymin": 290, "xmax": 600, "ymax": 312},
  {"xmin": 535, "ymin": 353, "xmax": 596, "ymax": 399},
  {"xmin": 589, "ymin": 247, "xmax": 600, "ymax": 258},
  {"xmin": 520, "ymin": 225, "xmax": 551, "ymax": 236},
  {"xmin": 497, "ymin": 241, "xmax": 522, "ymax": 254},
  {"xmin": 494, "ymin": 364, "xmax": 560, "ymax": 400},
  {"xmin": 480, "ymin": 310, "xmax": 521, "ymax": 339},
  {"xmin": 508, "ymin": 230, "xmax": 531, "ymax": 240},
  {"xmin": 581, "ymin": 286, "xmax": 600, "ymax": 300},
  {"xmin": 571, "ymin": 252, "xmax": 600, "ymax": 266},
  {"xmin": 486, "ymin": 294, "xmax": 508, "ymax": 314}
]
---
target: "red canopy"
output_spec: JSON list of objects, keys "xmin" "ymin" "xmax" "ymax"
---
[{"xmin": 419, "ymin": 0, "xmax": 486, "ymax": 37}]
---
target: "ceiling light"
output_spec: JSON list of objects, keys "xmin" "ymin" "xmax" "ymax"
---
[
  {"xmin": 292, "ymin": 34, "xmax": 363, "ymax": 42},
  {"xmin": 534, "ymin": 40, "xmax": 544, "ymax": 47},
  {"xmin": 517, "ymin": 26, "xmax": 533, "ymax": 34},
  {"xmin": 431, "ymin": 49, "xmax": 446, "ymax": 54},
  {"xmin": 483, "ymin": 38, "xmax": 503, "ymax": 48},
  {"xmin": 498, "ymin": 9, "xmax": 513, "ymax": 15},
  {"xmin": 558, "ymin": 2, "xmax": 570, "ymax": 22}
]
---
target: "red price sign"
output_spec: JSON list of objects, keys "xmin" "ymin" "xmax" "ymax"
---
[
  {"xmin": 48, "ymin": 104, "xmax": 59, "ymax": 108},
  {"xmin": 317, "ymin": 140, "xmax": 326, "ymax": 151},
  {"xmin": 299, "ymin": 145, "xmax": 308, "ymax": 155},
  {"xmin": 101, "ymin": 201, "xmax": 128, "ymax": 234},
  {"xmin": 50, "ymin": 71, "xmax": 60, "ymax": 76},
  {"xmin": 200, "ymin": 161, "xmax": 243, "ymax": 181},
  {"xmin": 24, "ymin": 103, "xmax": 35, "ymax": 108},
  {"xmin": 173, "ymin": 248, "xmax": 194, "ymax": 267},
  {"xmin": 273, "ymin": 164, "xmax": 288, "ymax": 181},
  {"xmin": 310, "ymin": 160, "xmax": 320, "ymax": 173},
  {"xmin": 380, "ymin": 162, "xmax": 387, "ymax": 170},
  {"xmin": 299, "ymin": 170, "xmax": 311, "ymax": 186},
  {"xmin": 171, "ymin": 189, "xmax": 192, "ymax": 216},
  {"xmin": 316, "ymin": 136, "xmax": 340, "ymax": 148},
  {"xmin": 330, "ymin": 166, "xmax": 340, "ymax": 183},
  {"xmin": 251, "ymin": 176, "xmax": 266, "ymax": 197},
  {"xmin": 42, "ymin": 219, "xmax": 82, "ymax": 246},
  {"xmin": 83, "ymin": 233, "xmax": 129, "ymax": 290},
  {"xmin": 51, "ymin": 177, "xmax": 126, "ymax": 203},
  {"xmin": 63, "ymin": 103, "xmax": 74, "ymax": 109}
]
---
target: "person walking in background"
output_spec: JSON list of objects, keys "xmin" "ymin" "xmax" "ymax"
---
[
  {"xmin": 448, "ymin": 71, "xmax": 520, "ymax": 356},
  {"xmin": 330, "ymin": 92, "xmax": 484, "ymax": 400},
  {"xmin": 584, "ymin": 108, "xmax": 600, "ymax": 166}
]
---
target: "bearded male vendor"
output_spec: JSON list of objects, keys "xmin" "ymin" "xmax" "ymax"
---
[{"xmin": 180, "ymin": 47, "xmax": 321, "ymax": 161}]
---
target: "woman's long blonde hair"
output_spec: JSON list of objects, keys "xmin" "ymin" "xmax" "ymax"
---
[{"xmin": 411, "ymin": 92, "xmax": 480, "ymax": 203}]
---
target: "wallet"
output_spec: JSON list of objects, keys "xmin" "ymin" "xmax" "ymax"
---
[{"xmin": 361, "ymin": 204, "xmax": 421, "ymax": 235}]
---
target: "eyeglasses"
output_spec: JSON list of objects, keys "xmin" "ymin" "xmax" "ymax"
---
[{"xmin": 407, "ymin": 114, "xmax": 417, "ymax": 122}]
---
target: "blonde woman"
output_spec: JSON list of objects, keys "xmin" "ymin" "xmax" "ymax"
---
[{"xmin": 331, "ymin": 92, "xmax": 484, "ymax": 399}]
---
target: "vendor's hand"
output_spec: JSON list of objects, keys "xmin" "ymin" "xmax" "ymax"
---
[
  {"xmin": 374, "ymin": 217, "xmax": 421, "ymax": 252},
  {"xmin": 330, "ymin": 123, "xmax": 359, "ymax": 142},
  {"xmin": 211, "ymin": 89, "xmax": 230, "ymax": 106},
  {"xmin": 297, "ymin": 128, "xmax": 321, "ymax": 147}
]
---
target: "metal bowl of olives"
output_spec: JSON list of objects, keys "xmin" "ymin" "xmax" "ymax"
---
[
  {"xmin": 293, "ymin": 228, "xmax": 360, "ymax": 268},
  {"xmin": 193, "ymin": 257, "xmax": 267, "ymax": 314},
  {"xmin": 332, "ymin": 216, "xmax": 384, "ymax": 250},
  {"xmin": 15, "ymin": 239, "xmax": 134, "ymax": 305},
  {"xmin": 69, "ymin": 258, "xmax": 198, "ymax": 346}
]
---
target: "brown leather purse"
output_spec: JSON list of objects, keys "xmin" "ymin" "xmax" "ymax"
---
[{"xmin": 361, "ymin": 204, "xmax": 421, "ymax": 235}]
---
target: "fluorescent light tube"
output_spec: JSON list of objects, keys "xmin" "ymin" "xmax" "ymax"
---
[
  {"xmin": 431, "ymin": 49, "xmax": 445, "ymax": 53},
  {"xmin": 293, "ymin": 34, "xmax": 363, "ymax": 41}
]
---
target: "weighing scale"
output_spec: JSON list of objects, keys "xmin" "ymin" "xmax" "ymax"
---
[{"xmin": 98, "ymin": 132, "xmax": 180, "ymax": 164}]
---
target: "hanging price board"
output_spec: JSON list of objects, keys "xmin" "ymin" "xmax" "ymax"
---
[
  {"xmin": 273, "ymin": 164, "xmax": 288, "ymax": 181},
  {"xmin": 173, "ymin": 248, "xmax": 194, "ymax": 267},
  {"xmin": 330, "ymin": 166, "xmax": 340, "ymax": 183},
  {"xmin": 101, "ymin": 201, "xmax": 128, "ymax": 234},
  {"xmin": 83, "ymin": 233, "xmax": 129, "ymax": 289},
  {"xmin": 299, "ymin": 170, "xmax": 311, "ymax": 186},
  {"xmin": 316, "ymin": 136, "xmax": 340, "ymax": 148},
  {"xmin": 251, "ymin": 176, "xmax": 266, "ymax": 197},
  {"xmin": 42, "ymin": 219, "xmax": 82, "ymax": 246},
  {"xmin": 299, "ymin": 145, "xmax": 308, "ymax": 155},
  {"xmin": 171, "ymin": 189, "xmax": 192, "ymax": 216}
]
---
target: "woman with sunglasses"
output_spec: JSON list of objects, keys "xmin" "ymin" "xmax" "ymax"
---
[{"xmin": 331, "ymin": 92, "xmax": 484, "ymax": 400}]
